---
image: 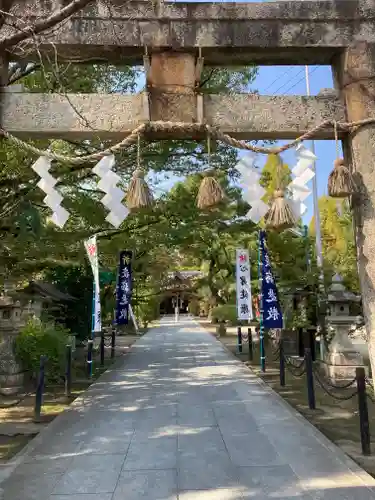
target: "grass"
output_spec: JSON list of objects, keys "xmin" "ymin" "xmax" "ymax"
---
[
  {"xmin": 200, "ymin": 319, "xmax": 375, "ymax": 478},
  {"xmin": 0, "ymin": 435, "xmax": 34, "ymax": 462},
  {"xmin": 0, "ymin": 333, "xmax": 141, "ymax": 462}
]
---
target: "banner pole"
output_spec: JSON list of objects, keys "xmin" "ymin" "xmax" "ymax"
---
[
  {"xmin": 258, "ymin": 231, "xmax": 266, "ymax": 373},
  {"xmin": 88, "ymin": 280, "xmax": 95, "ymax": 378}
]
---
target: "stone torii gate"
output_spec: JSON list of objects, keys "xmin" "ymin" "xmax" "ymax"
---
[{"xmin": 2, "ymin": 0, "xmax": 375, "ymax": 369}]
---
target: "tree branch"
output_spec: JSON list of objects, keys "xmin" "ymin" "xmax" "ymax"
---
[{"xmin": 0, "ymin": 0, "xmax": 95, "ymax": 51}]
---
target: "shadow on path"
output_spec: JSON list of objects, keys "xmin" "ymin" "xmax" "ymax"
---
[{"xmin": 1, "ymin": 316, "xmax": 375, "ymax": 499}]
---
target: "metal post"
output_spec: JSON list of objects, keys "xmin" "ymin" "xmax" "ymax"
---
[
  {"xmin": 87, "ymin": 340, "xmax": 93, "ymax": 378},
  {"xmin": 65, "ymin": 345, "xmax": 72, "ymax": 399},
  {"xmin": 237, "ymin": 326, "xmax": 243, "ymax": 353},
  {"xmin": 111, "ymin": 327, "xmax": 116, "ymax": 359},
  {"xmin": 88, "ymin": 280, "xmax": 95, "ymax": 378},
  {"xmin": 248, "ymin": 327, "xmax": 253, "ymax": 361},
  {"xmin": 304, "ymin": 348, "xmax": 316, "ymax": 410},
  {"xmin": 279, "ymin": 337, "xmax": 285, "ymax": 387},
  {"xmin": 100, "ymin": 331, "xmax": 105, "ymax": 366},
  {"xmin": 305, "ymin": 65, "xmax": 325, "ymax": 360},
  {"xmin": 356, "ymin": 367, "xmax": 371, "ymax": 456},
  {"xmin": 175, "ymin": 294, "xmax": 180, "ymax": 323},
  {"xmin": 34, "ymin": 355, "xmax": 47, "ymax": 423}
]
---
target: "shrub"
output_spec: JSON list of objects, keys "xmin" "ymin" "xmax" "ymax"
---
[
  {"xmin": 188, "ymin": 299, "xmax": 200, "ymax": 316},
  {"xmin": 211, "ymin": 304, "xmax": 238, "ymax": 325},
  {"xmin": 15, "ymin": 319, "xmax": 70, "ymax": 383},
  {"xmin": 137, "ymin": 298, "xmax": 160, "ymax": 328}
]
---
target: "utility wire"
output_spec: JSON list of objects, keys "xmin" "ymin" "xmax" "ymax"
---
[
  {"xmin": 263, "ymin": 67, "xmax": 300, "ymax": 94},
  {"xmin": 281, "ymin": 67, "xmax": 319, "ymax": 95},
  {"xmin": 272, "ymin": 68, "xmax": 305, "ymax": 94}
]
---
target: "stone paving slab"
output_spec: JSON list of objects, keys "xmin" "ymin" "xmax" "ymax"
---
[{"xmin": 1, "ymin": 316, "xmax": 375, "ymax": 499}]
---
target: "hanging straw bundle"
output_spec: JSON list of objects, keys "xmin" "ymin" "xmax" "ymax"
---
[
  {"xmin": 264, "ymin": 154, "xmax": 296, "ymax": 231},
  {"xmin": 327, "ymin": 122, "xmax": 356, "ymax": 198},
  {"xmin": 196, "ymin": 134, "xmax": 225, "ymax": 209},
  {"xmin": 126, "ymin": 135, "xmax": 154, "ymax": 209},
  {"xmin": 197, "ymin": 172, "xmax": 225, "ymax": 209},
  {"xmin": 265, "ymin": 189, "xmax": 297, "ymax": 231}
]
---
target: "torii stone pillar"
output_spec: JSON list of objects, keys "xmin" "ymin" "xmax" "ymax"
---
[
  {"xmin": 332, "ymin": 42, "xmax": 375, "ymax": 375},
  {"xmin": 147, "ymin": 52, "xmax": 197, "ymax": 125}
]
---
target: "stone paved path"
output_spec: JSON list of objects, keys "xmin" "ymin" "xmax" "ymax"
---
[{"xmin": 2, "ymin": 316, "xmax": 375, "ymax": 499}]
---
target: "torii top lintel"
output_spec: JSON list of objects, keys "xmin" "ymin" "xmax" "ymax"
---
[{"xmin": 8, "ymin": 0, "xmax": 375, "ymax": 65}]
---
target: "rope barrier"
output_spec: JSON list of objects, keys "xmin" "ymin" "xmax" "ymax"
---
[
  {"xmin": 283, "ymin": 355, "xmax": 306, "ymax": 378},
  {"xmin": 103, "ymin": 337, "xmax": 112, "ymax": 348},
  {"xmin": 2, "ymin": 117, "xmax": 375, "ymax": 165},
  {"xmin": 271, "ymin": 341, "xmax": 281, "ymax": 361},
  {"xmin": 284, "ymin": 355, "xmax": 305, "ymax": 370},
  {"xmin": 312, "ymin": 366, "xmax": 357, "ymax": 401},
  {"xmin": 313, "ymin": 364, "xmax": 357, "ymax": 390}
]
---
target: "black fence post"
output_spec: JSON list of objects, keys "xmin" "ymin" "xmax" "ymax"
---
[
  {"xmin": 111, "ymin": 327, "xmax": 116, "ymax": 359},
  {"xmin": 304, "ymin": 348, "xmax": 316, "ymax": 410},
  {"xmin": 100, "ymin": 331, "xmax": 105, "ymax": 366},
  {"xmin": 34, "ymin": 355, "xmax": 47, "ymax": 423},
  {"xmin": 65, "ymin": 344, "xmax": 72, "ymax": 399},
  {"xmin": 87, "ymin": 339, "xmax": 93, "ymax": 378},
  {"xmin": 279, "ymin": 337, "xmax": 285, "ymax": 387},
  {"xmin": 248, "ymin": 327, "xmax": 253, "ymax": 361},
  {"xmin": 356, "ymin": 367, "xmax": 371, "ymax": 456},
  {"xmin": 237, "ymin": 327, "xmax": 243, "ymax": 354}
]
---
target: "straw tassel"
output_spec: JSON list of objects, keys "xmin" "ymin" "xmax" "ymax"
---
[
  {"xmin": 127, "ymin": 168, "xmax": 153, "ymax": 209},
  {"xmin": 264, "ymin": 154, "xmax": 296, "ymax": 231},
  {"xmin": 196, "ymin": 134, "xmax": 225, "ymax": 209},
  {"xmin": 328, "ymin": 122, "xmax": 356, "ymax": 198},
  {"xmin": 265, "ymin": 189, "xmax": 297, "ymax": 231},
  {"xmin": 197, "ymin": 173, "xmax": 225, "ymax": 209},
  {"xmin": 328, "ymin": 158, "xmax": 356, "ymax": 198},
  {"xmin": 126, "ymin": 134, "xmax": 153, "ymax": 209}
]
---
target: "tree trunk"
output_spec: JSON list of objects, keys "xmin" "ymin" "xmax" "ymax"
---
[{"xmin": 332, "ymin": 42, "xmax": 375, "ymax": 377}]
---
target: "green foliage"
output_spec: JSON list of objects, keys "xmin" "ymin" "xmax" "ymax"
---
[
  {"xmin": 260, "ymin": 154, "xmax": 292, "ymax": 200},
  {"xmin": 188, "ymin": 298, "xmax": 200, "ymax": 316},
  {"xmin": 211, "ymin": 304, "xmax": 238, "ymax": 325},
  {"xmin": 310, "ymin": 197, "xmax": 359, "ymax": 292},
  {"xmin": 137, "ymin": 297, "xmax": 161, "ymax": 328},
  {"xmin": 44, "ymin": 265, "xmax": 93, "ymax": 340},
  {"xmin": 15, "ymin": 319, "xmax": 70, "ymax": 382}
]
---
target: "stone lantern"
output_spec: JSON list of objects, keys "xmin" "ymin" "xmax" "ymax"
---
[
  {"xmin": 324, "ymin": 274, "xmax": 365, "ymax": 380},
  {"xmin": 0, "ymin": 297, "xmax": 27, "ymax": 395}
]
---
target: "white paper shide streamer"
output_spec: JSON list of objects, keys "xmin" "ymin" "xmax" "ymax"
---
[
  {"xmin": 235, "ymin": 154, "xmax": 268, "ymax": 223},
  {"xmin": 84, "ymin": 235, "xmax": 101, "ymax": 333},
  {"xmin": 288, "ymin": 144, "xmax": 317, "ymax": 218},
  {"xmin": 31, "ymin": 156, "xmax": 70, "ymax": 228},
  {"xmin": 93, "ymin": 155, "xmax": 129, "ymax": 228}
]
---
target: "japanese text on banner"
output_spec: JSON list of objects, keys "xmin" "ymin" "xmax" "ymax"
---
[
  {"xmin": 115, "ymin": 250, "xmax": 132, "ymax": 325},
  {"xmin": 236, "ymin": 249, "xmax": 253, "ymax": 321},
  {"xmin": 259, "ymin": 231, "xmax": 283, "ymax": 329}
]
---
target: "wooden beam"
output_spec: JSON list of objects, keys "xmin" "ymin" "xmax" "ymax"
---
[
  {"xmin": 5, "ymin": 0, "xmax": 375, "ymax": 65},
  {"xmin": 1, "ymin": 92, "xmax": 345, "ymax": 140}
]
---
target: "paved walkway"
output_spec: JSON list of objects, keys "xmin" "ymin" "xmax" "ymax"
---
[{"xmin": 2, "ymin": 316, "xmax": 375, "ymax": 500}]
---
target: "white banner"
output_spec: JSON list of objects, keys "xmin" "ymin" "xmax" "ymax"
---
[
  {"xmin": 84, "ymin": 236, "xmax": 102, "ymax": 332},
  {"xmin": 236, "ymin": 249, "xmax": 253, "ymax": 321}
]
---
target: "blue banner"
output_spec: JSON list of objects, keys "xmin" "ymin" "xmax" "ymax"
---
[
  {"xmin": 115, "ymin": 251, "xmax": 132, "ymax": 325},
  {"xmin": 259, "ymin": 231, "xmax": 283, "ymax": 329}
]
